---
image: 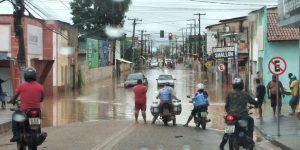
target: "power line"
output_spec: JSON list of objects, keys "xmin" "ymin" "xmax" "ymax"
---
[
  {"xmin": 189, "ymin": 0, "xmax": 276, "ymax": 6},
  {"xmin": 57, "ymin": 0, "xmax": 69, "ymax": 9}
]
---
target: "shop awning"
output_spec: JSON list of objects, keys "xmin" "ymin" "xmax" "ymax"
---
[{"xmin": 116, "ymin": 58, "xmax": 133, "ymax": 64}]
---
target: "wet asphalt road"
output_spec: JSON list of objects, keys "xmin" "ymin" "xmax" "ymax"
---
[{"xmin": 0, "ymin": 64, "xmax": 283, "ymax": 149}]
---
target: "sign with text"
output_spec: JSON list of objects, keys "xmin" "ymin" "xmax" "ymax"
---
[
  {"xmin": 212, "ymin": 46, "xmax": 235, "ymax": 59},
  {"xmin": 278, "ymin": 0, "xmax": 300, "ymax": 27}
]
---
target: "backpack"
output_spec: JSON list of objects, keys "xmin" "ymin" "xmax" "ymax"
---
[
  {"xmin": 192, "ymin": 92, "xmax": 208, "ymax": 107},
  {"xmin": 159, "ymin": 87, "xmax": 170, "ymax": 102}
]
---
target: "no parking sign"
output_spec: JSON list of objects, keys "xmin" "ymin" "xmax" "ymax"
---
[{"xmin": 268, "ymin": 56, "xmax": 287, "ymax": 76}]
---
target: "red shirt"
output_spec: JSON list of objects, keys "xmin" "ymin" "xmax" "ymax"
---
[
  {"xmin": 16, "ymin": 81, "xmax": 44, "ymax": 112},
  {"xmin": 133, "ymin": 84, "xmax": 147, "ymax": 104}
]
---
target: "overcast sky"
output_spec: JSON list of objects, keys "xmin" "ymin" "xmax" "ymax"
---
[{"xmin": 0, "ymin": 0, "xmax": 277, "ymax": 47}]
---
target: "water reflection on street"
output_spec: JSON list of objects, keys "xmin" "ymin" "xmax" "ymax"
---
[{"xmin": 39, "ymin": 64, "xmax": 235, "ymax": 130}]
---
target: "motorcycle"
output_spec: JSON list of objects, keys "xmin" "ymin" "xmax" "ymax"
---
[
  {"xmin": 151, "ymin": 99, "xmax": 182, "ymax": 126},
  {"xmin": 222, "ymin": 106, "xmax": 255, "ymax": 150},
  {"xmin": 11, "ymin": 100, "xmax": 47, "ymax": 150},
  {"xmin": 187, "ymin": 95, "xmax": 208, "ymax": 129}
]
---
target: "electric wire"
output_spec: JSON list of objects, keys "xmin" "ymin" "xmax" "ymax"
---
[{"xmin": 189, "ymin": 0, "xmax": 276, "ymax": 6}]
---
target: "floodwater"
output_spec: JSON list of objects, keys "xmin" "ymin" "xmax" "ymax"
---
[{"xmin": 40, "ymin": 63, "xmax": 292, "ymax": 131}]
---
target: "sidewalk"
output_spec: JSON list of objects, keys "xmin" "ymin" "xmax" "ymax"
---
[
  {"xmin": 0, "ymin": 108, "xmax": 12, "ymax": 134},
  {"xmin": 254, "ymin": 103, "xmax": 300, "ymax": 150}
]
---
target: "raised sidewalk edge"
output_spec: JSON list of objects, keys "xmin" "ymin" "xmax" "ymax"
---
[{"xmin": 255, "ymin": 126, "xmax": 293, "ymax": 150}]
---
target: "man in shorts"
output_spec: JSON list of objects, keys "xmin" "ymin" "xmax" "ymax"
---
[
  {"xmin": 267, "ymin": 75, "xmax": 285, "ymax": 117},
  {"xmin": 255, "ymin": 78, "xmax": 266, "ymax": 118},
  {"xmin": 289, "ymin": 75, "xmax": 299, "ymax": 115},
  {"xmin": 133, "ymin": 79, "xmax": 147, "ymax": 124}
]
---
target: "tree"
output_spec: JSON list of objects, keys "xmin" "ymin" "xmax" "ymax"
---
[{"xmin": 70, "ymin": 0, "xmax": 131, "ymax": 38}]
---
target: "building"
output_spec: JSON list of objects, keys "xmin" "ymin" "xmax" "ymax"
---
[
  {"xmin": 248, "ymin": 7, "xmax": 299, "ymax": 95},
  {"xmin": 206, "ymin": 16, "xmax": 249, "ymax": 86},
  {"xmin": 0, "ymin": 15, "xmax": 78, "ymax": 97}
]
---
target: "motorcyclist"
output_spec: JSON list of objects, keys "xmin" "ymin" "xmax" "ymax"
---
[
  {"xmin": 8, "ymin": 67, "xmax": 45, "ymax": 142},
  {"xmin": 219, "ymin": 78, "xmax": 257, "ymax": 149},
  {"xmin": 152, "ymin": 82, "xmax": 179, "ymax": 124},
  {"xmin": 183, "ymin": 83, "xmax": 209, "ymax": 127}
]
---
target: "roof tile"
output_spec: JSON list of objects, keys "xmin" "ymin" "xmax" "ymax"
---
[{"xmin": 268, "ymin": 12, "xmax": 299, "ymax": 41}]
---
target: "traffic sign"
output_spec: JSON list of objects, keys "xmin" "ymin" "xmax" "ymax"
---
[
  {"xmin": 205, "ymin": 61, "xmax": 212, "ymax": 69},
  {"xmin": 268, "ymin": 56, "xmax": 287, "ymax": 76},
  {"xmin": 217, "ymin": 64, "xmax": 225, "ymax": 72}
]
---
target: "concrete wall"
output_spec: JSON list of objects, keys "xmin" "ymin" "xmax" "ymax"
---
[
  {"xmin": 248, "ymin": 7, "xmax": 267, "ymax": 94},
  {"xmin": 78, "ymin": 55, "xmax": 131, "ymax": 85},
  {"xmin": 263, "ymin": 40, "xmax": 299, "ymax": 103}
]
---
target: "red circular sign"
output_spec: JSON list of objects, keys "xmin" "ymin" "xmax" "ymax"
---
[
  {"xmin": 218, "ymin": 64, "xmax": 225, "ymax": 72},
  {"xmin": 268, "ymin": 56, "xmax": 287, "ymax": 76}
]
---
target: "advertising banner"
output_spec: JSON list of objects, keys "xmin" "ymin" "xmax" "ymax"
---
[
  {"xmin": 99, "ymin": 40, "xmax": 109, "ymax": 67},
  {"xmin": 27, "ymin": 24, "xmax": 43, "ymax": 55},
  {"xmin": 86, "ymin": 38, "xmax": 99, "ymax": 68}
]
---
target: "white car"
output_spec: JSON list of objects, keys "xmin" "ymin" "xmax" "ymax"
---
[
  {"xmin": 150, "ymin": 61, "xmax": 159, "ymax": 67},
  {"xmin": 156, "ymin": 75, "xmax": 176, "ymax": 87}
]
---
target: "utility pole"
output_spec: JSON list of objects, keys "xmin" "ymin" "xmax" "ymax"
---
[
  {"xmin": 187, "ymin": 23, "xmax": 193, "ymax": 54},
  {"xmin": 175, "ymin": 37, "xmax": 178, "ymax": 58},
  {"xmin": 140, "ymin": 30, "xmax": 145, "ymax": 56},
  {"xmin": 128, "ymin": 18, "xmax": 142, "ymax": 63},
  {"xmin": 13, "ymin": 0, "xmax": 25, "ymax": 68},
  {"xmin": 194, "ymin": 13, "xmax": 206, "ymax": 69}
]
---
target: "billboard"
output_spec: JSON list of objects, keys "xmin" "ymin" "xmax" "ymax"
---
[
  {"xmin": 86, "ymin": 38, "xmax": 99, "ymax": 68},
  {"xmin": 0, "ymin": 25, "xmax": 11, "ymax": 53},
  {"xmin": 27, "ymin": 24, "xmax": 43, "ymax": 55},
  {"xmin": 278, "ymin": 0, "xmax": 300, "ymax": 27},
  {"xmin": 99, "ymin": 40, "xmax": 109, "ymax": 67}
]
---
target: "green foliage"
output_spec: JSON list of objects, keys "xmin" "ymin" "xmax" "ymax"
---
[{"xmin": 70, "ymin": 0, "xmax": 131, "ymax": 38}]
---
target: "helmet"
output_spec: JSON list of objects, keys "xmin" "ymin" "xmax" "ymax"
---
[
  {"xmin": 197, "ymin": 83, "xmax": 204, "ymax": 90},
  {"xmin": 24, "ymin": 67, "xmax": 37, "ymax": 82},
  {"xmin": 232, "ymin": 78, "xmax": 244, "ymax": 90}
]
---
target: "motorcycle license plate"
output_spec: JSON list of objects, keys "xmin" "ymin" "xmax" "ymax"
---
[
  {"xmin": 200, "ymin": 112, "xmax": 207, "ymax": 117},
  {"xmin": 29, "ymin": 118, "xmax": 40, "ymax": 125},
  {"xmin": 224, "ymin": 125, "xmax": 235, "ymax": 133}
]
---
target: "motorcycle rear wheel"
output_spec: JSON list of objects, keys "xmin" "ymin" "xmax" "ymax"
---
[
  {"xmin": 163, "ymin": 118, "xmax": 168, "ymax": 126},
  {"xmin": 17, "ymin": 141, "xmax": 26, "ymax": 150},
  {"xmin": 201, "ymin": 117, "xmax": 206, "ymax": 130}
]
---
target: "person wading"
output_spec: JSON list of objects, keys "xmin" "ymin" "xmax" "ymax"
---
[{"xmin": 132, "ymin": 79, "xmax": 148, "ymax": 124}]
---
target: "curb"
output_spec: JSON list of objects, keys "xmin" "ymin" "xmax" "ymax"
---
[
  {"xmin": 254, "ymin": 126, "xmax": 293, "ymax": 150},
  {"xmin": 0, "ymin": 121, "xmax": 11, "ymax": 135}
]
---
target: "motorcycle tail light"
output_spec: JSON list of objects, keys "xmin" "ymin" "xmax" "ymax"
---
[
  {"xmin": 30, "ymin": 110, "xmax": 39, "ymax": 116},
  {"xmin": 226, "ymin": 115, "xmax": 234, "ymax": 121}
]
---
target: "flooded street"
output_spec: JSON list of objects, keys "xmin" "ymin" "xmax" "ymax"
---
[
  {"xmin": 38, "ymin": 64, "xmax": 230, "ymax": 129},
  {"xmin": 39, "ymin": 64, "xmax": 292, "ymax": 131}
]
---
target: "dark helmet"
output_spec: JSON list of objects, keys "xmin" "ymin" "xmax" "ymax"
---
[
  {"xmin": 24, "ymin": 67, "xmax": 37, "ymax": 82},
  {"xmin": 232, "ymin": 78, "xmax": 244, "ymax": 90}
]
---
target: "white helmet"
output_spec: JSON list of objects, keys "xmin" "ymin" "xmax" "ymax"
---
[{"xmin": 197, "ymin": 83, "xmax": 204, "ymax": 90}]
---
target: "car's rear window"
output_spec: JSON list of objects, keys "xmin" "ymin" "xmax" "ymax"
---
[
  {"xmin": 158, "ymin": 75, "xmax": 172, "ymax": 80},
  {"xmin": 127, "ymin": 74, "xmax": 142, "ymax": 80}
]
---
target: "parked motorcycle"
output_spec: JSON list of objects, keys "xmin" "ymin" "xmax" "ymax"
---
[
  {"xmin": 187, "ymin": 95, "xmax": 208, "ymax": 129},
  {"xmin": 11, "ymin": 100, "xmax": 47, "ymax": 150},
  {"xmin": 222, "ymin": 106, "xmax": 255, "ymax": 150},
  {"xmin": 151, "ymin": 99, "xmax": 182, "ymax": 126}
]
